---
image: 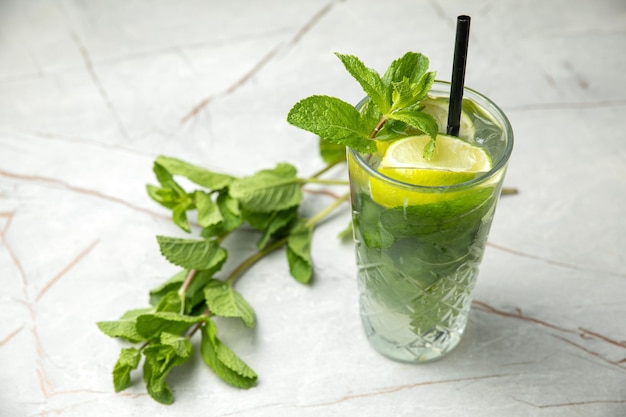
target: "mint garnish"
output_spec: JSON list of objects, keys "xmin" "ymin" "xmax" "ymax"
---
[{"xmin": 287, "ymin": 52, "xmax": 439, "ymax": 158}]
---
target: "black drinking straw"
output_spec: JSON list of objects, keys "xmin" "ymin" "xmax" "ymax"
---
[{"xmin": 446, "ymin": 15, "xmax": 471, "ymax": 137}]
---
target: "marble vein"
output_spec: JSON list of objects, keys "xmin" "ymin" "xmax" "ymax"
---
[
  {"xmin": 66, "ymin": 27, "xmax": 130, "ymax": 141},
  {"xmin": 474, "ymin": 300, "xmax": 626, "ymax": 370},
  {"xmin": 0, "ymin": 168, "xmax": 168, "ymax": 221},
  {"xmin": 180, "ymin": 0, "xmax": 341, "ymax": 124},
  {"xmin": 297, "ymin": 373, "xmax": 508, "ymax": 408},
  {"xmin": 36, "ymin": 239, "xmax": 100, "ymax": 302},
  {"xmin": 486, "ymin": 241, "xmax": 626, "ymax": 278},
  {"xmin": 513, "ymin": 397, "xmax": 626, "ymax": 409},
  {"xmin": 551, "ymin": 334, "xmax": 626, "ymax": 370},
  {"xmin": 0, "ymin": 325, "xmax": 24, "ymax": 348}
]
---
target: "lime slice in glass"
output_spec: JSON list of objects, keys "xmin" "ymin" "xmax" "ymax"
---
[
  {"xmin": 370, "ymin": 134, "xmax": 492, "ymax": 207},
  {"xmin": 421, "ymin": 97, "xmax": 476, "ymax": 141}
]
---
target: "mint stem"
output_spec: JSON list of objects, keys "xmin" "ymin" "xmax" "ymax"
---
[
  {"xmin": 226, "ymin": 191, "xmax": 350, "ymax": 285},
  {"xmin": 368, "ymin": 116, "xmax": 387, "ymax": 139},
  {"xmin": 300, "ymin": 178, "xmax": 349, "ymax": 186},
  {"xmin": 178, "ymin": 269, "xmax": 197, "ymax": 297},
  {"xmin": 226, "ymin": 237, "xmax": 287, "ymax": 284},
  {"xmin": 309, "ymin": 159, "xmax": 342, "ymax": 178},
  {"xmin": 305, "ymin": 192, "xmax": 350, "ymax": 228},
  {"xmin": 187, "ymin": 309, "xmax": 211, "ymax": 338}
]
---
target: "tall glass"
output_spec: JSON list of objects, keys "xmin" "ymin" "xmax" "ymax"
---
[{"xmin": 348, "ymin": 81, "xmax": 513, "ymax": 363}]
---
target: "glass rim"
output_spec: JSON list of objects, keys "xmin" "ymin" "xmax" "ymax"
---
[{"xmin": 349, "ymin": 80, "xmax": 514, "ymax": 192}]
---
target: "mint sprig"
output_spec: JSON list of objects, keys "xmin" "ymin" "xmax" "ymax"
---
[
  {"xmin": 287, "ymin": 52, "xmax": 439, "ymax": 158},
  {"xmin": 98, "ymin": 154, "xmax": 349, "ymax": 404}
]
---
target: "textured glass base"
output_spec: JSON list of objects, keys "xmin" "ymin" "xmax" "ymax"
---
[{"xmin": 358, "ymin": 261, "xmax": 478, "ymax": 363}]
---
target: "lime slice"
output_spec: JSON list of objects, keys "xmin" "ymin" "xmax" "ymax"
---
[
  {"xmin": 370, "ymin": 134, "xmax": 492, "ymax": 207},
  {"xmin": 421, "ymin": 97, "xmax": 476, "ymax": 141},
  {"xmin": 381, "ymin": 135, "xmax": 491, "ymax": 172}
]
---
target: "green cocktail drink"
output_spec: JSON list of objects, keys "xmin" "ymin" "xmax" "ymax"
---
[
  {"xmin": 286, "ymin": 49, "xmax": 513, "ymax": 363},
  {"xmin": 348, "ymin": 81, "xmax": 513, "ymax": 362}
]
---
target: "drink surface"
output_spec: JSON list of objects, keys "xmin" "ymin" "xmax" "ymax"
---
[{"xmin": 349, "ymin": 92, "xmax": 508, "ymax": 362}]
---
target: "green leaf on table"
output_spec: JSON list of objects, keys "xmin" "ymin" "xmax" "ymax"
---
[
  {"xmin": 156, "ymin": 155, "xmax": 235, "ymax": 191},
  {"xmin": 155, "ymin": 291, "xmax": 183, "ymax": 313},
  {"xmin": 229, "ymin": 163, "xmax": 302, "ymax": 213},
  {"xmin": 148, "ymin": 162, "xmax": 194, "ymax": 229},
  {"xmin": 112, "ymin": 347, "xmax": 141, "ymax": 392},
  {"xmin": 335, "ymin": 52, "xmax": 390, "ymax": 114},
  {"xmin": 172, "ymin": 203, "xmax": 191, "ymax": 233},
  {"xmin": 146, "ymin": 184, "xmax": 178, "ymax": 209},
  {"xmin": 195, "ymin": 191, "xmax": 223, "ymax": 228},
  {"xmin": 97, "ymin": 307, "xmax": 154, "ymax": 343},
  {"xmin": 204, "ymin": 280, "xmax": 255, "ymax": 328},
  {"xmin": 286, "ymin": 220, "xmax": 313, "ymax": 283},
  {"xmin": 157, "ymin": 236, "xmax": 227, "ymax": 271},
  {"xmin": 135, "ymin": 311, "xmax": 206, "ymax": 339},
  {"xmin": 243, "ymin": 206, "xmax": 297, "ymax": 249},
  {"xmin": 201, "ymin": 191, "xmax": 243, "ymax": 238},
  {"xmin": 200, "ymin": 319, "xmax": 257, "ymax": 389},
  {"xmin": 149, "ymin": 270, "xmax": 187, "ymax": 306},
  {"xmin": 143, "ymin": 334, "xmax": 192, "ymax": 405},
  {"xmin": 159, "ymin": 332, "xmax": 192, "ymax": 359},
  {"xmin": 153, "ymin": 161, "xmax": 186, "ymax": 194},
  {"xmin": 287, "ymin": 95, "xmax": 377, "ymax": 153}
]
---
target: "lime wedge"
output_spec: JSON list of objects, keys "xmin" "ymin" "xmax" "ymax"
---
[
  {"xmin": 421, "ymin": 97, "xmax": 476, "ymax": 141},
  {"xmin": 370, "ymin": 134, "xmax": 492, "ymax": 207}
]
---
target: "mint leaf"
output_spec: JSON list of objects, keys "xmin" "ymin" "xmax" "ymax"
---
[
  {"xmin": 143, "ymin": 335, "xmax": 192, "ymax": 405},
  {"xmin": 387, "ymin": 109, "xmax": 438, "ymax": 140},
  {"xmin": 156, "ymin": 155, "xmax": 234, "ymax": 191},
  {"xmin": 112, "ymin": 347, "xmax": 141, "ymax": 392},
  {"xmin": 160, "ymin": 332, "xmax": 192, "ymax": 359},
  {"xmin": 195, "ymin": 191, "xmax": 223, "ymax": 228},
  {"xmin": 135, "ymin": 312, "xmax": 206, "ymax": 339},
  {"xmin": 97, "ymin": 308, "xmax": 153, "ymax": 343},
  {"xmin": 287, "ymin": 95, "xmax": 376, "ymax": 153},
  {"xmin": 149, "ymin": 270, "xmax": 186, "ymax": 306},
  {"xmin": 229, "ymin": 163, "xmax": 302, "ymax": 213},
  {"xmin": 172, "ymin": 203, "xmax": 191, "ymax": 233},
  {"xmin": 155, "ymin": 291, "xmax": 183, "ymax": 313},
  {"xmin": 204, "ymin": 280, "xmax": 255, "ymax": 328},
  {"xmin": 382, "ymin": 52, "xmax": 430, "ymax": 87},
  {"xmin": 422, "ymin": 138, "xmax": 437, "ymax": 160},
  {"xmin": 146, "ymin": 184, "xmax": 178, "ymax": 209},
  {"xmin": 335, "ymin": 53, "xmax": 389, "ymax": 114},
  {"xmin": 286, "ymin": 220, "xmax": 313, "ymax": 283},
  {"xmin": 389, "ymin": 71, "xmax": 436, "ymax": 112},
  {"xmin": 157, "ymin": 236, "xmax": 227, "ymax": 271},
  {"xmin": 153, "ymin": 161, "xmax": 186, "ymax": 195},
  {"xmin": 242, "ymin": 206, "xmax": 297, "ymax": 249},
  {"xmin": 200, "ymin": 320, "xmax": 257, "ymax": 389},
  {"xmin": 202, "ymin": 191, "xmax": 243, "ymax": 238},
  {"xmin": 149, "ymin": 161, "xmax": 194, "ymax": 232}
]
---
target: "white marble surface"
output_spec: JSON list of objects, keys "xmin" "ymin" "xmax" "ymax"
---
[{"xmin": 1, "ymin": 0, "xmax": 625, "ymax": 416}]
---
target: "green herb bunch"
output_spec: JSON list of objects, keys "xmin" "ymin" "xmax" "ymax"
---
[{"xmin": 97, "ymin": 155, "xmax": 348, "ymax": 404}]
